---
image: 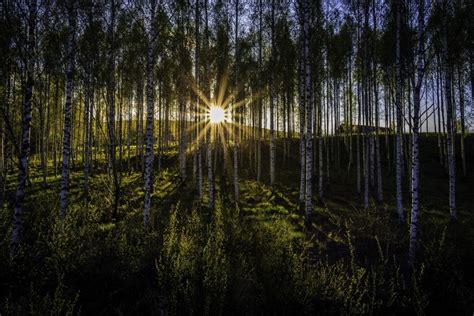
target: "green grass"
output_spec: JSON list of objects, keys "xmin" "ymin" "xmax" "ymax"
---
[{"xmin": 0, "ymin": 134, "xmax": 473, "ymax": 314}]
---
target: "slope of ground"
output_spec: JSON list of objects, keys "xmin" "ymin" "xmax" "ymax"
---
[{"xmin": 0, "ymin": 135, "xmax": 473, "ymax": 314}]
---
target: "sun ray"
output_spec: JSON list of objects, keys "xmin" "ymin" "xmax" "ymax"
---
[
  {"xmin": 216, "ymin": 123, "xmax": 234, "ymax": 174},
  {"xmin": 185, "ymin": 120, "xmax": 206, "ymax": 134},
  {"xmin": 221, "ymin": 93, "xmax": 235, "ymax": 111},
  {"xmin": 188, "ymin": 123, "xmax": 211, "ymax": 152},
  {"xmin": 190, "ymin": 81, "xmax": 211, "ymax": 109}
]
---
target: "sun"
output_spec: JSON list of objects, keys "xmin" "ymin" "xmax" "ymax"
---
[{"xmin": 209, "ymin": 106, "xmax": 226, "ymax": 124}]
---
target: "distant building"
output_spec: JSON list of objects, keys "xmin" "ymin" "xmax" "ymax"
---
[{"xmin": 337, "ymin": 124, "xmax": 393, "ymax": 134}]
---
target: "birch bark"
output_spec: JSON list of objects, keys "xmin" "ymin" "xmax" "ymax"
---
[
  {"xmin": 11, "ymin": 0, "xmax": 36, "ymax": 254},
  {"xmin": 395, "ymin": 0, "xmax": 404, "ymax": 221},
  {"xmin": 59, "ymin": 1, "xmax": 76, "ymax": 220},
  {"xmin": 144, "ymin": 1, "xmax": 157, "ymax": 227},
  {"xmin": 441, "ymin": 0, "xmax": 456, "ymax": 219},
  {"xmin": 409, "ymin": 0, "xmax": 425, "ymax": 265}
]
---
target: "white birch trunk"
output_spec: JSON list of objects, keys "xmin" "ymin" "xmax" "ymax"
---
[
  {"xmin": 269, "ymin": 0, "xmax": 276, "ymax": 186},
  {"xmin": 204, "ymin": 0, "xmax": 214, "ymax": 209},
  {"xmin": 373, "ymin": 63, "xmax": 383, "ymax": 202},
  {"xmin": 195, "ymin": 0, "xmax": 203, "ymax": 198},
  {"xmin": 59, "ymin": 3, "xmax": 76, "ymax": 220},
  {"xmin": 84, "ymin": 78, "xmax": 91, "ymax": 196},
  {"xmin": 409, "ymin": 0, "xmax": 426, "ymax": 265},
  {"xmin": 356, "ymin": 81, "xmax": 361, "ymax": 195},
  {"xmin": 299, "ymin": 47, "xmax": 306, "ymax": 206},
  {"xmin": 302, "ymin": 0, "xmax": 313, "ymax": 221},
  {"xmin": 107, "ymin": 0, "xmax": 119, "ymax": 219},
  {"xmin": 256, "ymin": 0, "xmax": 262, "ymax": 183},
  {"xmin": 207, "ymin": 140, "xmax": 214, "ymax": 209},
  {"xmin": 143, "ymin": 3, "xmax": 156, "ymax": 227},
  {"xmin": 395, "ymin": 1, "xmax": 404, "ymax": 222},
  {"xmin": 442, "ymin": 1, "xmax": 456, "ymax": 219},
  {"xmin": 11, "ymin": 0, "xmax": 36, "ymax": 254},
  {"xmin": 458, "ymin": 70, "xmax": 466, "ymax": 177},
  {"xmin": 233, "ymin": 0, "xmax": 240, "ymax": 201},
  {"xmin": 363, "ymin": 4, "xmax": 370, "ymax": 210}
]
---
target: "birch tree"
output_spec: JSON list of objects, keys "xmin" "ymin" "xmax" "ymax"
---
[
  {"xmin": 256, "ymin": 0, "xmax": 263, "ymax": 182},
  {"xmin": 269, "ymin": 0, "xmax": 276, "ymax": 186},
  {"xmin": 195, "ymin": 0, "xmax": 203, "ymax": 198},
  {"xmin": 204, "ymin": 0, "xmax": 214, "ymax": 209},
  {"xmin": 409, "ymin": 0, "xmax": 426, "ymax": 265},
  {"xmin": 143, "ymin": 0, "xmax": 157, "ymax": 227},
  {"xmin": 11, "ymin": 0, "xmax": 37, "ymax": 254},
  {"xmin": 233, "ymin": 0, "xmax": 240, "ymax": 201},
  {"xmin": 395, "ymin": 0, "xmax": 404, "ymax": 222},
  {"xmin": 59, "ymin": 0, "xmax": 76, "ymax": 220},
  {"xmin": 81, "ymin": 8, "xmax": 94, "ymax": 198},
  {"xmin": 298, "ymin": 0, "xmax": 313, "ymax": 222},
  {"xmin": 298, "ymin": 37, "xmax": 306, "ymax": 206},
  {"xmin": 106, "ymin": 0, "xmax": 120, "ymax": 219},
  {"xmin": 440, "ymin": 0, "xmax": 456, "ymax": 219}
]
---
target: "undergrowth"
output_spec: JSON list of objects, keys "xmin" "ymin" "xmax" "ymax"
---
[{"xmin": 0, "ymin": 160, "xmax": 472, "ymax": 314}]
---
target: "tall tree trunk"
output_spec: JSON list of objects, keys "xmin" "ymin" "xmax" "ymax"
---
[
  {"xmin": 301, "ymin": 0, "xmax": 313, "ymax": 222},
  {"xmin": 409, "ymin": 0, "xmax": 425, "ymax": 265},
  {"xmin": 11, "ymin": 0, "xmax": 36, "ymax": 254},
  {"xmin": 442, "ymin": 1, "xmax": 456, "ymax": 219},
  {"xmin": 0, "ymin": 76, "xmax": 8, "ymax": 206},
  {"xmin": 348, "ymin": 55, "xmax": 353, "ymax": 173},
  {"xmin": 256, "ymin": 0, "xmax": 263, "ymax": 183},
  {"xmin": 59, "ymin": 7, "xmax": 75, "ymax": 219},
  {"xmin": 434, "ymin": 73, "xmax": 443, "ymax": 165},
  {"xmin": 470, "ymin": 52, "xmax": 474, "ymax": 137},
  {"xmin": 38, "ymin": 79, "xmax": 47, "ymax": 187},
  {"xmin": 143, "ymin": 2, "xmax": 156, "ymax": 227},
  {"xmin": 53, "ymin": 80, "xmax": 59, "ymax": 175},
  {"xmin": 127, "ymin": 96, "xmax": 131, "ymax": 173},
  {"xmin": 395, "ymin": 0, "xmax": 404, "ymax": 222},
  {"xmin": 318, "ymin": 76, "xmax": 323, "ymax": 202},
  {"xmin": 107, "ymin": 0, "xmax": 120, "ymax": 220},
  {"xmin": 195, "ymin": 0, "xmax": 203, "ymax": 198},
  {"xmin": 233, "ymin": 0, "xmax": 240, "ymax": 201},
  {"xmin": 136, "ymin": 80, "xmax": 144, "ymax": 171},
  {"xmin": 269, "ymin": 0, "xmax": 276, "ymax": 186},
  {"xmin": 84, "ymin": 74, "xmax": 92, "ymax": 197},
  {"xmin": 372, "ymin": 1, "xmax": 383, "ymax": 203},
  {"xmin": 357, "ymin": 81, "xmax": 361, "ymax": 195},
  {"xmin": 374, "ymin": 77, "xmax": 383, "ymax": 202},
  {"xmin": 458, "ymin": 68, "xmax": 466, "ymax": 177},
  {"xmin": 204, "ymin": 0, "xmax": 214, "ymax": 209},
  {"xmin": 363, "ymin": 1, "xmax": 370, "ymax": 210},
  {"xmin": 299, "ymin": 42, "xmax": 306, "ymax": 206},
  {"xmin": 179, "ymin": 98, "xmax": 186, "ymax": 180}
]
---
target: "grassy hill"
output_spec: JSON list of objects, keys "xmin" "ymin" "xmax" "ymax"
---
[{"xmin": 0, "ymin": 134, "xmax": 473, "ymax": 314}]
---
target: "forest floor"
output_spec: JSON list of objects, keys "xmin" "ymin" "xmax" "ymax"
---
[{"xmin": 1, "ymin": 134, "xmax": 473, "ymax": 314}]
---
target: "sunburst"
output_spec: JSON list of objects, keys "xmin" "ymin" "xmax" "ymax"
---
[
  {"xmin": 187, "ymin": 74, "xmax": 262, "ymax": 174},
  {"xmin": 209, "ymin": 106, "xmax": 226, "ymax": 123}
]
